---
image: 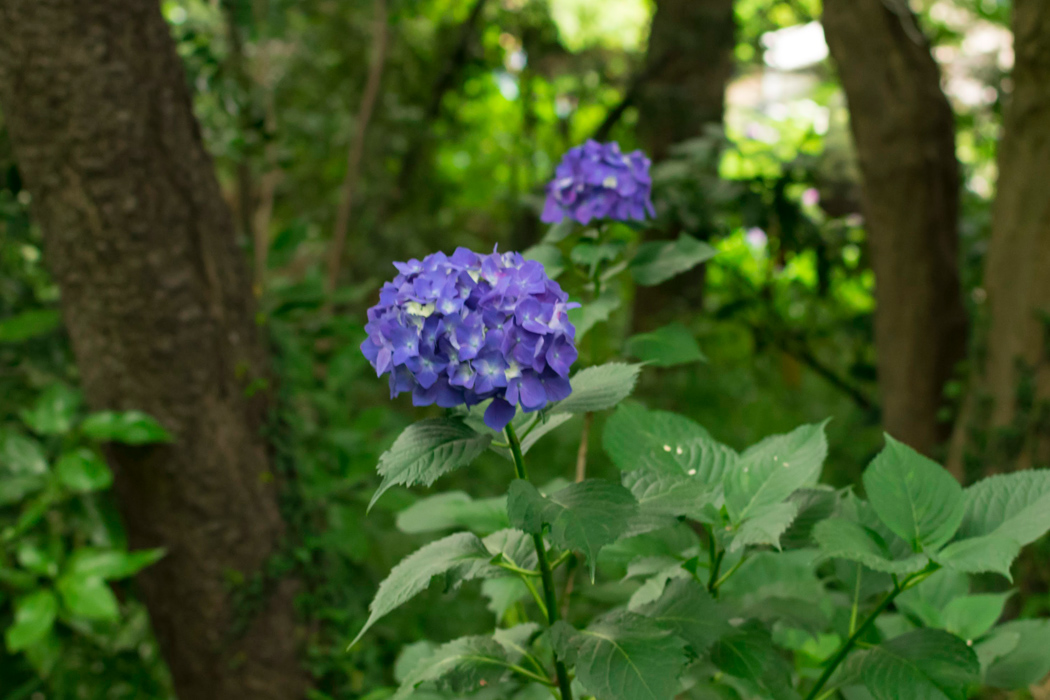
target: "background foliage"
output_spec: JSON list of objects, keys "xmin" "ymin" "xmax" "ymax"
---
[{"xmin": 0, "ymin": 0, "xmax": 1044, "ymax": 698}]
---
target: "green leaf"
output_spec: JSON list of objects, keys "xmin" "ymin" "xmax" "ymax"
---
[
  {"xmin": 931, "ymin": 534, "xmax": 1019, "ymax": 580},
  {"xmin": 20, "ymin": 384, "xmax": 82, "ymax": 435},
  {"xmin": 522, "ymin": 243, "xmax": 565, "ymax": 279},
  {"xmin": 349, "ymin": 532, "xmax": 494, "ymax": 648},
  {"xmin": 568, "ymin": 287, "xmax": 621, "ymax": 341},
  {"xmin": 543, "ymin": 219, "xmax": 575, "ymax": 243},
  {"xmin": 710, "ymin": 622, "xmax": 797, "ymax": 700},
  {"xmin": 603, "ymin": 402, "xmax": 737, "ymax": 483},
  {"xmin": 0, "ymin": 432, "xmax": 48, "ymax": 475},
  {"xmin": 942, "ymin": 592, "xmax": 1012, "ymax": 642},
  {"xmin": 958, "ymin": 470, "xmax": 1050, "ymax": 546},
  {"xmin": 724, "ymin": 421, "xmax": 828, "ymax": 523},
  {"xmin": 780, "ymin": 488, "xmax": 837, "ymax": 549},
  {"xmin": 55, "ymin": 448, "xmax": 113, "ymax": 493},
  {"xmin": 551, "ymin": 611, "xmax": 688, "ymax": 700},
  {"xmin": 730, "ymin": 501, "xmax": 799, "ymax": 552},
  {"xmin": 16, "ymin": 543, "xmax": 58, "ymax": 577},
  {"xmin": 369, "ymin": 418, "xmax": 493, "ymax": 510},
  {"xmin": 625, "ymin": 323, "xmax": 706, "ymax": 367},
  {"xmin": 64, "ymin": 548, "xmax": 165, "ymax": 580},
  {"xmin": 481, "ymin": 577, "xmax": 530, "ymax": 620},
  {"xmin": 0, "ymin": 474, "xmax": 46, "ymax": 506},
  {"xmin": 507, "ymin": 479, "xmax": 637, "ymax": 579},
  {"xmin": 80, "ymin": 410, "xmax": 174, "ymax": 445},
  {"xmin": 4, "ymin": 590, "xmax": 58, "ymax": 652},
  {"xmin": 630, "ymin": 235, "xmax": 717, "ymax": 286},
  {"xmin": 56, "ymin": 575, "xmax": 120, "ymax": 621},
  {"xmin": 0, "ymin": 309, "xmax": 62, "ymax": 343},
  {"xmin": 551, "ymin": 362, "xmax": 641, "ymax": 415},
  {"xmin": 392, "ymin": 635, "xmax": 511, "ymax": 700},
  {"xmin": 623, "ymin": 467, "xmax": 719, "ymax": 520},
  {"xmin": 862, "ymin": 436, "xmax": 964, "ymax": 551},
  {"xmin": 813, "ymin": 518, "xmax": 929, "ymax": 575},
  {"xmin": 482, "ymin": 528, "xmax": 538, "ymax": 571},
  {"xmin": 638, "ymin": 578, "xmax": 730, "ymax": 654},
  {"xmin": 396, "ymin": 492, "xmax": 509, "ymax": 536},
  {"xmin": 840, "ymin": 629, "xmax": 979, "ymax": 700},
  {"xmin": 984, "ymin": 620, "xmax": 1050, "ymax": 689}
]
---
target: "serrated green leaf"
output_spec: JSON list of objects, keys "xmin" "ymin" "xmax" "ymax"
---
[
  {"xmin": 630, "ymin": 235, "xmax": 717, "ymax": 286},
  {"xmin": 840, "ymin": 629, "xmax": 978, "ymax": 700},
  {"xmin": 625, "ymin": 323, "xmax": 706, "ymax": 367},
  {"xmin": 350, "ymin": 532, "xmax": 495, "ymax": 648},
  {"xmin": 932, "ymin": 534, "xmax": 1019, "ymax": 581},
  {"xmin": 482, "ymin": 528, "xmax": 538, "ymax": 570},
  {"xmin": 780, "ymin": 488, "xmax": 837, "ymax": 549},
  {"xmin": 80, "ymin": 410, "xmax": 174, "ymax": 445},
  {"xmin": 20, "ymin": 384, "xmax": 82, "ymax": 436},
  {"xmin": 493, "ymin": 622, "xmax": 540, "ymax": 662},
  {"xmin": 711, "ymin": 622, "xmax": 797, "ymax": 700},
  {"xmin": 730, "ymin": 501, "xmax": 799, "ymax": 552},
  {"xmin": 813, "ymin": 518, "xmax": 929, "ymax": 575},
  {"xmin": 603, "ymin": 403, "xmax": 737, "ymax": 483},
  {"xmin": 394, "ymin": 640, "xmax": 439, "ymax": 684},
  {"xmin": 0, "ymin": 309, "xmax": 62, "ymax": 343},
  {"xmin": 958, "ymin": 470, "xmax": 1050, "ymax": 546},
  {"xmin": 56, "ymin": 575, "xmax": 120, "ymax": 621},
  {"xmin": 724, "ymin": 421, "xmax": 828, "ymax": 523},
  {"xmin": 55, "ymin": 448, "xmax": 113, "ymax": 493},
  {"xmin": 507, "ymin": 479, "xmax": 637, "ymax": 579},
  {"xmin": 638, "ymin": 578, "xmax": 730, "ymax": 654},
  {"xmin": 481, "ymin": 577, "xmax": 530, "ymax": 619},
  {"xmin": 622, "ymin": 467, "xmax": 719, "ymax": 520},
  {"xmin": 942, "ymin": 592, "xmax": 1012, "ymax": 642},
  {"xmin": 551, "ymin": 611, "xmax": 688, "ymax": 700},
  {"xmin": 396, "ymin": 492, "xmax": 508, "ymax": 536},
  {"xmin": 64, "ymin": 548, "xmax": 165, "ymax": 580},
  {"xmin": 392, "ymin": 635, "xmax": 511, "ymax": 700},
  {"xmin": 862, "ymin": 436, "xmax": 964, "ymax": 551},
  {"xmin": 895, "ymin": 569, "xmax": 969, "ymax": 629},
  {"xmin": 984, "ymin": 619, "xmax": 1050, "ymax": 689},
  {"xmin": 0, "ymin": 432, "xmax": 48, "ymax": 476},
  {"xmin": 369, "ymin": 418, "xmax": 492, "ymax": 510},
  {"xmin": 552, "ymin": 363, "xmax": 641, "ymax": 415},
  {"xmin": 4, "ymin": 590, "xmax": 58, "ymax": 652}
]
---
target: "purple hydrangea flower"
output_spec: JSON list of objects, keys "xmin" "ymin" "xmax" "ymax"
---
[
  {"xmin": 541, "ymin": 140, "xmax": 656, "ymax": 225},
  {"xmin": 361, "ymin": 247, "xmax": 579, "ymax": 431}
]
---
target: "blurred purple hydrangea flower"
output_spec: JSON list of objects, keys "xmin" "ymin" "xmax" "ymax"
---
[
  {"xmin": 361, "ymin": 247, "xmax": 579, "ymax": 431},
  {"xmin": 541, "ymin": 140, "xmax": 655, "ymax": 225}
]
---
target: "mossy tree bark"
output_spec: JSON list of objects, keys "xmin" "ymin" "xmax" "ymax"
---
[{"xmin": 0, "ymin": 1, "xmax": 308, "ymax": 697}]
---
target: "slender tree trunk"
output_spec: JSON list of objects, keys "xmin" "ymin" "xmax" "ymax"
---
[
  {"xmin": 823, "ymin": 0, "xmax": 968, "ymax": 457},
  {"xmin": 632, "ymin": 0, "xmax": 735, "ymax": 330},
  {"xmin": 0, "ymin": 2, "xmax": 308, "ymax": 698},
  {"xmin": 949, "ymin": 1, "xmax": 1050, "ymax": 478}
]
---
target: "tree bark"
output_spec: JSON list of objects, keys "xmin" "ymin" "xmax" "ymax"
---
[
  {"xmin": 632, "ymin": 0, "xmax": 735, "ymax": 329},
  {"xmin": 949, "ymin": 1, "xmax": 1050, "ymax": 477},
  {"xmin": 637, "ymin": 0, "xmax": 735, "ymax": 162},
  {"xmin": 823, "ymin": 0, "xmax": 968, "ymax": 456},
  {"xmin": 0, "ymin": 2, "xmax": 308, "ymax": 698}
]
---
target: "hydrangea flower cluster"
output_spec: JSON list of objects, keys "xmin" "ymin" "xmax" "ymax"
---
[
  {"xmin": 541, "ymin": 140, "xmax": 655, "ymax": 225},
  {"xmin": 360, "ymin": 248, "xmax": 579, "ymax": 431}
]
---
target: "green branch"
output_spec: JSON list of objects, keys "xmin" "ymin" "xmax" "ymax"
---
[{"xmin": 506, "ymin": 423, "xmax": 575, "ymax": 700}]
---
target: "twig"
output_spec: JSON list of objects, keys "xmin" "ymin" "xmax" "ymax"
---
[{"xmin": 325, "ymin": 0, "xmax": 389, "ymax": 296}]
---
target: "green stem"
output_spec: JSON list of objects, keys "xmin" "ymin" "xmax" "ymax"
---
[
  {"xmin": 804, "ymin": 582, "xmax": 904, "ymax": 700},
  {"xmin": 506, "ymin": 424, "xmax": 574, "ymax": 700},
  {"xmin": 496, "ymin": 561, "xmax": 541, "ymax": 577},
  {"xmin": 711, "ymin": 556, "xmax": 746, "ymax": 592},
  {"xmin": 706, "ymin": 529, "xmax": 725, "ymax": 597}
]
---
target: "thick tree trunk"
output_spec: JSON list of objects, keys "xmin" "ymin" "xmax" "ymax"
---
[
  {"xmin": 0, "ymin": 2, "xmax": 308, "ymax": 698},
  {"xmin": 823, "ymin": 0, "xmax": 968, "ymax": 456},
  {"xmin": 632, "ymin": 0, "xmax": 735, "ymax": 329},
  {"xmin": 949, "ymin": 2, "xmax": 1050, "ymax": 478}
]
